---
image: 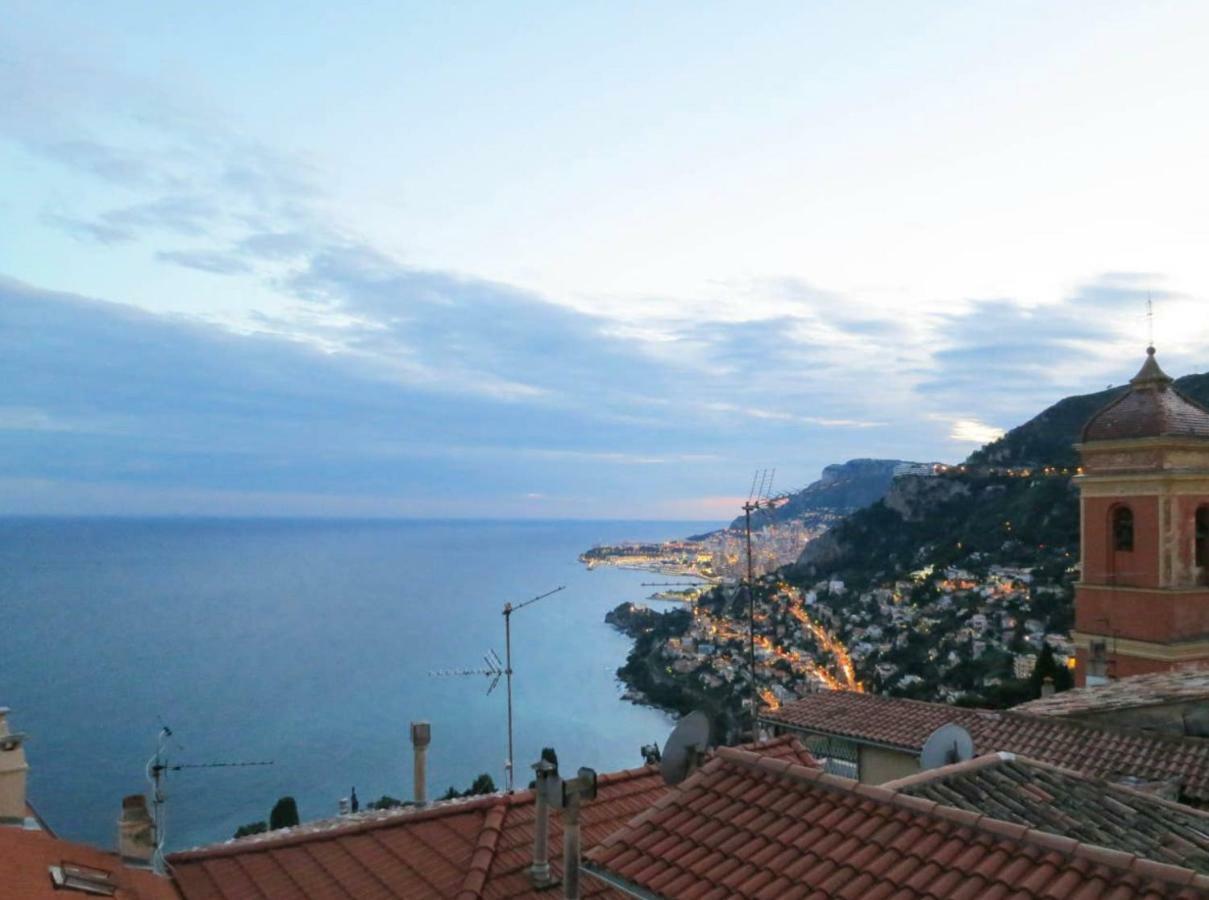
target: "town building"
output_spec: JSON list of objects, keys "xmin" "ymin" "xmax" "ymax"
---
[
  {"xmin": 760, "ymin": 689, "xmax": 1209, "ymax": 805},
  {"xmin": 1012, "ymin": 667, "xmax": 1209, "ymax": 736},
  {"xmin": 1074, "ymin": 347, "xmax": 1209, "ymax": 685}
]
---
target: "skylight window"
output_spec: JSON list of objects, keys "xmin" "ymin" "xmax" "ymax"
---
[{"xmin": 48, "ymin": 862, "xmax": 117, "ymax": 896}]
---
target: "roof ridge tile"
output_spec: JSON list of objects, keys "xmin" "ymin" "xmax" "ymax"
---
[{"xmin": 455, "ymin": 800, "xmax": 507, "ymax": 900}]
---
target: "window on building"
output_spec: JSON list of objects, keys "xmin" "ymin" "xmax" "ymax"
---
[
  {"xmin": 1087, "ymin": 640, "xmax": 1110, "ymax": 686},
  {"xmin": 1197, "ymin": 506, "xmax": 1208, "ymax": 569},
  {"xmin": 49, "ymin": 862, "xmax": 117, "ymax": 896},
  {"xmin": 1112, "ymin": 506, "xmax": 1134, "ymax": 552},
  {"xmin": 805, "ymin": 734, "xmax": 859, "ymax": 779}
]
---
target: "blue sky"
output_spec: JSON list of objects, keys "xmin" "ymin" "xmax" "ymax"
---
[{"xmin": 3, "ymin": 2, "xmax": 1209, "ymax": 519}]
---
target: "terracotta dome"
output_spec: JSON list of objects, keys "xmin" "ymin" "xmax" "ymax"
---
[{"xmin": 1082, "ymin": 347, "xmax": 1209, "ymax": 442}]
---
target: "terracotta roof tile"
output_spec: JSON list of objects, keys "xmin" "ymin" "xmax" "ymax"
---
[
  {"xmin": 1012, "ymin": 667, "xmax": 1209, "ymax": 718},
  {"xmin": 0, "ymin": 826, "xmax": 180, "ymax": 900},
  {"xmin": 885, "ymin": 753, "xmax": 1209, "ymax": 874},
  {"xmin": 762, "ymin": 689, "xmax": 1209, "ymax": 803},
  {"xmin": 584, "ymin": 747, "xmax": 1208, "ymax": 899},
  {"xmin": 172, "ymin": 735, "xmax": 814, "ymax": 899},
  {"xmin": 1082, "ymin": 349, "xmax": 1209, "ymax": 443}
]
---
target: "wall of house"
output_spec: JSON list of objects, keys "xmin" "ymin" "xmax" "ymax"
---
[
  {"xmin": 858, "ymin": 745, "xmax": 919, "ymax": 784},
  {"xmin": 0, "ymin": 743, "xmax": 28, "ymax": 823},
  {"xmin": 1065, "ymin": 699, "xmax": 1209, "ymax": 736}
]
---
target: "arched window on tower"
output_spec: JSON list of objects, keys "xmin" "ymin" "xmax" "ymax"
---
[
  {"xmin": 1196, "ymin": 506, "xmax": 1209, "ymax": 579},
  {"xmin": 1112, "ymin": 505, "xmax": 1134, "ymax": 552}
]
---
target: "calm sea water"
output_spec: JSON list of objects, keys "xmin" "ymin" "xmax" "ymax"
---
[{"xmin": 0, "ymin": 518, "xmax": 711, "ymax": 850}]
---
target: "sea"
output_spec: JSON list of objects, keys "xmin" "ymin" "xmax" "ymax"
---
[{"xmin": 0, "ymin": 517, "xmax": 714, "ymax": 850}]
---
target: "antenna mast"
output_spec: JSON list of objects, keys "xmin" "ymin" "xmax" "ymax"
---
[
  {"xmin": 145, "ymin": 725, "xmax": 273, "ymax": 874},
  {"xmin": 430, "ymin": 586, "xmax": 567, "ymax": 793},
  {"xmin": 739, "ymin": 470, "xmax": 794, "ymax": 735},
  {"xmin": 501, "ymin": 586, "xmax": 565, "ymax": 792}
]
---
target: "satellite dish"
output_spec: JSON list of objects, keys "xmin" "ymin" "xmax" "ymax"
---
[
  {"xmin": 660, "ymin": 711, "xmax": 710, "ymax": 785},
  {"xmin": 919, "ymin": 723, "xmax": 975, "ymax": 770}
]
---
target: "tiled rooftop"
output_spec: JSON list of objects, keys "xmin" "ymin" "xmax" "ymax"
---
[
  {"xmin": 1082, "ymin": 348, "xmax": 1209, "ymax": 443},
  {"xmin": 762, "ymin": 689, "xmax": 1209, "ymax": 803},
  {"xmin": 1012, "ymin": 669, "xmax": 1209, "ymax": 718},
  {"xmin": 170, "ymin": 736, "xmax": 815, "ymax": 899},
  {"xmin": 884, "ymin": 752, "xmax": 1209, "ymax": 874},
  {"xmin": 584, "ymin": 746, "xmax": 1209, "ymax": 899},
  {"xmin": 0, "ymin": 825, "xmax": 180, "ymax": 900}
]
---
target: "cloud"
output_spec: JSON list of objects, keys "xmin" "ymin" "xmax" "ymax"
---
[
  {"xmin": 948, "ymin": 418, "xmax": 1005, "ymax": 444},
  {"xmin": 33, "ymin": 139, "xmax": 154, "ymax": 186},
  {"xmin": 0, "ymin": 407, "xmax": 77, "ymax": 432},
  {"xmin": 156, "ymin": 249, "xmax": 252, "ymax": 275}
]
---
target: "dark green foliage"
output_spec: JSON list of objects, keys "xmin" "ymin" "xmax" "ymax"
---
[
  {"xmin": 233, "ymin": 821, "xmax": 267, "ymax": 839},
  {"xmin": 269, "ymin": 796, "xmax": 300, "ymax": 830},
  {"xmin": 440, "ymin": 773, "xmax": 498, "ymax": 801},
  {"xmin": 467, "ymin": 773, "xmax": 496, "ymax": 795},
  {"xmin": 368, "ymin": 795, "xmax": 404, "ymax": 810},
  {"xmin": 1031, "ymin": 643, "xmax": 1074, "ymax": 695}
]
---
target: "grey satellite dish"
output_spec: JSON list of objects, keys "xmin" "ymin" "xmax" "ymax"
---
[
  {"xmin": 919, "ymin": 723, "xmax": 975, "ymax": 770},
  {"xmin": 660, "ymin": 711, "xmax": 710, "ymax": 785}
]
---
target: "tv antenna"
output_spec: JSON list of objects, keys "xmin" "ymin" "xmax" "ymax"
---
[
  {"xmin": 429, "ymin": 586, "xmax": 567, "ymax": 792},
  {"xmin": 429, "ymin": 649, "xmax": 506, "ymax": 695},
  {"xmin": 501, "ymin": 586, "xmax": 565, "ymax": 791},
  {"xmin": 660, "ymin": 711, "xmax": 710, "ymax": 785},
  {"xmin": 918, "ymin": 723, "xmax": 975, "ymax": 770},
  {"xmin": 739, "ymin": 469, "xmax": 795, "ymax": 733},
  {"xmin": 146, "ymin": 725, "xmax": 274, "ymax": 874}
]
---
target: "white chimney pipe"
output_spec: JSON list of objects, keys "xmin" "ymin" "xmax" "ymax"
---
[
  {"xmin": 563, "ymin": 803, "xmax": 581, "ymax": 900},
  {"xmin": 557, "ymin": 767, "xmax": 596, "ymax": 900},
  {"xmin": 410, "ymin": 721, "xmax": 431, "ymax": 807},
  {"xmin": 0, "ymin": 708, "xmax": 29, "ymax": 825},
  {"xmin": 530, "ymin": 752, "xmax": 558, "ymax": 887},
  {"xmin": 118, "ymin": 795, "xmax": 155, "ymax": 864}
]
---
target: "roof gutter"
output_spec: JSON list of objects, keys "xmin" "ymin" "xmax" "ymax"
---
[{"xmin": 581, "ymin": 861, "xmax": 664, "ymax": 900}]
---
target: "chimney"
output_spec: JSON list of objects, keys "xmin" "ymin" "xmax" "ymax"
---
[
  {"xmin": 556, "ymin": 767, "xmax": 597, "ymax": 900},
  {"xmin": 118, "ymin": 795, "xmax": 155, "ymax": 864},
  {"xmin": 530, "ymin": 748, "xmax": 559, "ymax": 887},
  {"xmin": 0, "ymin": 708, "xmax": 29, "ymax": 824},
  {"xmin": 410, "ymin": 721, "xmax": 431, "ymax": 807},
  {"xmin": 1041, "ymin": 676, "xmax": 1055, "ymax": 698}
]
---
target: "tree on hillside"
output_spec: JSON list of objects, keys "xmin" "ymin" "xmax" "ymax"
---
[{"xmin": 1029, "ymin": 643, "xmax": 1073, "ymax": 696}]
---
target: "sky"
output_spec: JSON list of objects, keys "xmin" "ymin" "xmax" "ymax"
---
[{"xmin": 3, "ymin": 1, "xmax": 1209, "ymax": 519}]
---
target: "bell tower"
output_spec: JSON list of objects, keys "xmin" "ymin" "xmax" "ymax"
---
[{"xmin": 1073, "ymin": 347, "xmax": 1209, "ymax": 685}]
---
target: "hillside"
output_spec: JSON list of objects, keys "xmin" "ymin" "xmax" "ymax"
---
[
  {"xmin": 785, "ymin": 369, "xmax": 1209, "ymax": 704},
  {"xmin": 797, "ymin": 371, "xmax": 1209, "ymax": 581},
  {"xmin": 709, "ymin": 458, "xmax": 926, "ymax": 537}
]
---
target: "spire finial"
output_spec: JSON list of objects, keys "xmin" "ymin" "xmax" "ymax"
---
[{"xmin": 1147, "ymin": 294, "xmax": 1155, "ymax": 352}]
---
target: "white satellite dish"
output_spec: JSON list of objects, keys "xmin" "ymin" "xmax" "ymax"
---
[
  {"xmin": 660, "ymin": 711, "xmax": 710, "ymax": 786},
  {"xmin": 919, "ymin": 723, "xmax": 975, "ymax": 770}
]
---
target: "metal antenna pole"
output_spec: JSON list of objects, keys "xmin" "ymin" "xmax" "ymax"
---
[
  {"xmin": 501, "ymin": 586, "xmax": 565, "ymax": 792},
  {"xmin": 144, "ymin": 725, "xmax": 273, "ymax": 873},
  {"xmin": 504, "ymin": 602, "xmax": 514, "ymax": 792},
  {"xmin": 744, "ymin": 501, "xmax": 757, "ymax": 733}
]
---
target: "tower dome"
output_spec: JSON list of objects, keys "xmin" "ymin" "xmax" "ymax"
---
[{"xmin": 1081, "ymin": 347, "xmax": 1209, "ymax": 443}]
